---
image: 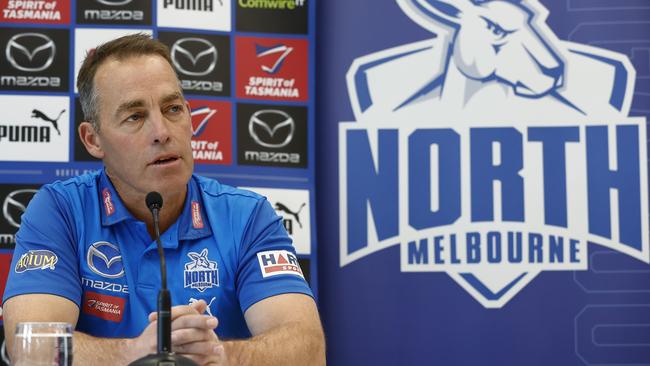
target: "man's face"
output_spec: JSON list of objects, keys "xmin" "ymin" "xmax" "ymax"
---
[{"xmin": 91, "ymin": 54, "xmax": 193, "ymax": 200}]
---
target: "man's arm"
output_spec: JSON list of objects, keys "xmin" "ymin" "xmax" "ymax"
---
[
  {"xmin": 224, "ymin": 293, "xmax": 325, "ymax": 366},
  {"xmin": 3, "ymin": 294, "xmax": 156, "ymax": 365}
]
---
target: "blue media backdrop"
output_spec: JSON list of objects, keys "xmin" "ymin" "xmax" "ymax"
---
[
  {"xmin": 317, "ymin": 0, "xmax": 650, "ymax": 365},
  {"xmin": 0, "ymin": 1, "xmax": 316, "ymax": 363}
]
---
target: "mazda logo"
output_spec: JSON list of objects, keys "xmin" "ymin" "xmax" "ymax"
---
[
  {"xmin": 171, "ymin": 38, "xmax": 217, "ymax": 76},
  {"xmin": 3, "ymin": 189, "xmax": 38, "ymax": 228},
  {"xmin": 87, "ymin": 241, "xmax": 125, "ymax": 279},
  {"xmin": 96, "ymin": 0, "xmax": 133, "ymax": 5},
  {"xmin": 249, "ymin": 109, "xmax": 295, "ymax": 148},
  {"xmin": 6, "ymin": 33, "xmax": 56, "ymax": 72}
]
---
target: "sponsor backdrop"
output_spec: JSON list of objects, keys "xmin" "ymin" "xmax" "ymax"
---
[
  {"xmin": 317, "ymin": 0, "xmax": 650, "ymax": 365},
  {"xmin": 0, "ymin": 0, "xmax": 315, "ymax": 362}
]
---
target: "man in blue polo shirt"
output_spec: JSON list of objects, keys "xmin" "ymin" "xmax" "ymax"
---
[{"xmin": 2, "ymin": 34, "xmax": 325, "ymax": 366}]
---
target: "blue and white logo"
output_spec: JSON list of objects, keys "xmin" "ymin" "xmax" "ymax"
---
[
  {"xmin": 184, "ymin": 248, "xmax": 219, "ymax": 292},
  {"xmin": 86, "ymin": 241, "xmax": 124, "ymax": 279},
  {"xmin": 339, "ymin": 0, "xmax": 649, "ymax": 307}
]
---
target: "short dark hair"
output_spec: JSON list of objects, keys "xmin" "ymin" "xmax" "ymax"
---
[{"xmin": 76, "ymin": 33, "xmax": 177, "ymax": 131}]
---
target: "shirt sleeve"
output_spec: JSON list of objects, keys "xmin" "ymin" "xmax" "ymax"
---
[
  {"xmin": 236, "ymin": 197, "xmax": 313, "ymax": 313},
  {"xmin": 2, "ymin": 186, "xmax": 82, "ymax": 307}
]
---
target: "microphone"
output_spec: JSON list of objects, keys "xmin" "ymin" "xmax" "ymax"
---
[{"xmin": 129, "ymin": 192, "xmax": 196, "ymax": 366}]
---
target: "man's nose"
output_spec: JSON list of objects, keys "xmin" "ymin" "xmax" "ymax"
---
[{"xmin": 150, "ymin": 110, "xmax": 171, "ymax": 144}]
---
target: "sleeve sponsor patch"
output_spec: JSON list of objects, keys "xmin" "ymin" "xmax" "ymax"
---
[
  {"xmin": 257, "ymin": 250, "xmax": 304, "ymax": 279},
  {"xmin": 14, "ymin": 250, "xmax": 58, "ymax": 272}
]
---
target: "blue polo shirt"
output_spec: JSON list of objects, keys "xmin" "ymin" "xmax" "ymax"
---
[{"xmin": 3, "ymin": 170, "xmax": 312, "ymax": 339}]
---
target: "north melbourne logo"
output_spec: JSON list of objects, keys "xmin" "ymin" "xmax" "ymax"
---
[
  {"xmin": 184, "ymin": 248, "xmax": 219, "ymax": 292},
  {"xmin": 340, "ymin": 0, "xmax": 649, "ymax": 307}
]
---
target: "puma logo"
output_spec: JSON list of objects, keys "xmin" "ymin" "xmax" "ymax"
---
[
  {"xmin": 31, "ymin": 109, "xmax": 65, "ymax": 136},
  {"xmin": 275, "ymin": 202, "xmax": 306, "ymax": 229},
  {"xmin": 189, "ymin": 297, "xmax": 217, "ymax": 317}
]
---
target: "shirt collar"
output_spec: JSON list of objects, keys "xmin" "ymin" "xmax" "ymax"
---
[
  {"xmin": 99, "ymin": 169, "xmax": 131, "ymax": 226},
  {"xmin": 178, "ymin": 176, "xmax": 212, "ymax": 241},
  {"xmin": 99, "ymin": 171, "xmax": 212, "ymax": 241}
]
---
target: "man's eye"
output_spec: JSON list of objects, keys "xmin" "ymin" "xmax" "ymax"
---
[
  {"xmin": 167, "ymin": 105, "xmax": 183, "ymax": 114},
  {"xmin": 125, "ymin": 113, "xmax": 143, "ymax": 123}
]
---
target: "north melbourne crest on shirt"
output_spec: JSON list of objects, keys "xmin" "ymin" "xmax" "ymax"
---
[{"xmin": 184, "ymin": 248, "xmax": 219, "ymax": 292}]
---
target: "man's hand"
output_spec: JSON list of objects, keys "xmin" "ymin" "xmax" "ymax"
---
[{"xmin": 148, "ymin": 300, "xmax": 227, "ymax": 366}]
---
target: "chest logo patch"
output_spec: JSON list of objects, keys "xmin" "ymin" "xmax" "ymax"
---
[
  {"xmin": 184, "ymin": 248, "xmax": 219, "ymax": 292},
  {"xmin": 87, "ymin": 241, "xmax": 124, "ymax": 279},
  {"xmin": 82, "ymin": 291, "xmax": 125, "ymax": 323}
]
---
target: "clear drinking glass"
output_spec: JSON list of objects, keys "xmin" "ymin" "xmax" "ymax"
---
[{"xmin": 12, "ymin": 322, "xmax": 72, "ymax": 366}]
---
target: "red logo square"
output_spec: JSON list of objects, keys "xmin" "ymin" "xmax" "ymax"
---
[
  {"xmin": 0, "ymin": 253, "xmax": 13, "ymax": 321},
  {"xmin": 235, "ymin": 37, "xmax": 308, "ymax": 102},
  {"xmin": 0, "ymin": 0, "xmax": 71, "ymax": 24},
  {"xmin": 82, "ymin": 291, "xmax": 125, "ymax": 323},
  {"xmin": 189, "ymin": 100, "xmax": 232, "ymax": 165}
]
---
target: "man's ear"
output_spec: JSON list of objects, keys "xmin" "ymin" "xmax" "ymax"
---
[{"xmin": 78, "ymin": 121, "xmax": 105, "ymax": 159}]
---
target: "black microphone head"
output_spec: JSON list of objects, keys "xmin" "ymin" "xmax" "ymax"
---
[{"xmin": 146, "ymin": 191, "xmax": 163, "ymax": 211}]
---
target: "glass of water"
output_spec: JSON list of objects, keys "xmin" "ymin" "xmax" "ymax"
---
[{"xmin": 12, "ymin": 322, "xmax": 73, "ymax": 366}]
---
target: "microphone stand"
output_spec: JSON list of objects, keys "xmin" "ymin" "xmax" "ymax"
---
[{"xmin": 129, "ymin": 192, "xmax": 197, "ymax": 366}]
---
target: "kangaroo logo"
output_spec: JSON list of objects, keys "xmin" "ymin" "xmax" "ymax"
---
[
  {"xmin": 275, "ymin": 202, "xmax": 306, "ymax": 229},
  {"xmin": 31, "ymin": 109, "xmax": 64, "ymax": 136},
  {"xmin": 184, "ymin": 248, "xmax": 219, "ymax": 292},
  {"xmin": 349, "ymin": 0, "xmax": 633, "ymax": 122},
  {"xmin": 340, "ymin": 0, "xmax": 648, "ymax": 308}
]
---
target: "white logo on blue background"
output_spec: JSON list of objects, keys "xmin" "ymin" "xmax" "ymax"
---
[
  {"xmin": 184, "ymin": 248, "xmax": 219, "ymax": 292},
  {"xmin": 340, "ymin": 0, "xmax": 649, "ymax": 307}
]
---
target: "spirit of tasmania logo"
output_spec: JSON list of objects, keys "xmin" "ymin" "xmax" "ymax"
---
[{"xmin": 339, "ymin": 0, "xmax": 650, "ymax": 308}]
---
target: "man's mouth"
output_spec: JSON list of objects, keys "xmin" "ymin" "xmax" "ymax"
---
[{"xmin": 151, "ymin": 155, "xmax": 180, "ymax": 165}]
